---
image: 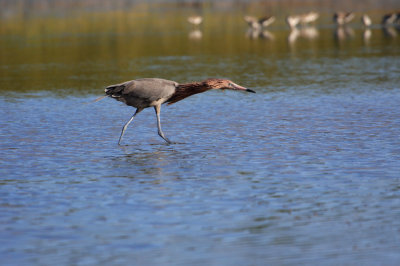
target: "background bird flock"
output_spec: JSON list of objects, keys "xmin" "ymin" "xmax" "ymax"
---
[{"xmin": 187, "ymin": 11, "xmax": 400, "ymax": 40}]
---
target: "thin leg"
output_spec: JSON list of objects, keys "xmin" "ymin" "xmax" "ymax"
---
[
  {"xmin": 154, "ymin": 105, "xmax": 172, "ymax": 144},
  {"xmin": 118, "ymin": 108, "xmax": 142, "ymax": 145}
]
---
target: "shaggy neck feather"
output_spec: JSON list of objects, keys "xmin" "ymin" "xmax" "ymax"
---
[{"xmin": 167, "ymin": 82, "xmax": 211, "ymax": 105}]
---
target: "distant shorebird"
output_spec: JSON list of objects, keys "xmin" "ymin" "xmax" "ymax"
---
[
  {"xmin": 333, "ymin": 12, "xmax": 355, "ymax": 25},
  {"xmin": 286, "ymin": 12, "xmax": 319, "ymax": 29},
  {"xmin": 244, "ymin": 16, "xmax": 276, "ymax": 30},
  {"xmin": 187, "ymin": 16, "xmax": 203, "ymax": 26},
  {"xmin": 102, "ymin": 78, "xmax": 255, "ymax": 144},
  {"xmin": 381, "ymin": 13, "xmax": 400, "ymax": 25},
  {"xmin": 300, "ymin": 12, "xmax": 319, "ymax": 24},
  {"xmin": 361, "ymin": 14, "xmax": 372, "ymax": 27},
  {"xmin": 286, "ymin": 16, "xmax": 301, "ymax": 29}
]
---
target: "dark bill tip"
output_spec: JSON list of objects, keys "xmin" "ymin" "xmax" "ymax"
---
[{"xmin": 246, "ymin": 89, "xmax": 256, "ymax": 93}]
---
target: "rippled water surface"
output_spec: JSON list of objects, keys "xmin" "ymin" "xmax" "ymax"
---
[{"xmin": 1, "ymin": 5, "xmax": 400, "ymax": 265}]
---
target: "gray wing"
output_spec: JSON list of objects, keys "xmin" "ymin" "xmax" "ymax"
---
[{"xmin": 106, "ymin": 78, "xmax": 178, "ymax": 108}]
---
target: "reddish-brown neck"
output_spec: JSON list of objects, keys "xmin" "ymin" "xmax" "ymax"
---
[{"xmin": 167, "ymin": 81, "xmax": 211, "ymax": 105}]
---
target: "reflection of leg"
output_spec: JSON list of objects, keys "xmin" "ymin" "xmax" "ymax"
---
[
  {"xmin": 154, "ymin": 105, "xmax": 172, "ymax": 144},
  {"xmin": 118, "ymin": 108, "xmax": 142, "ymax": 145}
]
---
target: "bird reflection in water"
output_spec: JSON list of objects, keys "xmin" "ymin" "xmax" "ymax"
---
[
  {"xmin": 334, "ymin": 26, "xmax": 355, "ymax": 42},
  {"xmin": 188, "ymin": 29, "xmax": 202, "ymax": 40},
  {"xmin": 363, "ymin": 28, "xmax": 372, "ymax": 44},
  {"xmin": 382, "ymin": 26, "xmax": 398, "ymax": 38},
  {"xmin": 187, "ymin": 15, "xmax": 203, "ymax": 40},
  {"xmin": 116, "ymin": 145, "xmax": 177, "ymax": 180},
  {"xmin": 287, "ymin": 27, "xmax": 319, "ymax": 44},
  {"xmin": 246, "ymin": 28, "xmax": 275, "ymax": 40}
]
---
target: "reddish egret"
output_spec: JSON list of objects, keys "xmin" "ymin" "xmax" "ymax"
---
[{"xmin": 103, "ymin": 78, "xmax": 255, "ymax": 145}]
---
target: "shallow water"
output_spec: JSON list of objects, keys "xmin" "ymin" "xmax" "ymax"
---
[{"xmin": 1, "ymin": 6, "xmax": 400, "ymax": 265}]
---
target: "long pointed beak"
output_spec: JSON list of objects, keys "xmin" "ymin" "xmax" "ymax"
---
[{"xmin": 231, "ymin": 82, "xmax": 256, "ymax": 93}]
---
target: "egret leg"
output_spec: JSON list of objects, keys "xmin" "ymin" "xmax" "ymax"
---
[
  {"xmin": 154, "ymin": 105, "xmax": 172, "ymax": 144},
  {"xmin": 118, "ymin": 108, "xmax": 142, "ymax": 145}
]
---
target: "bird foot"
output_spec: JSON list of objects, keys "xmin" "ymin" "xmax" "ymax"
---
[{"xmin": 163, "ymin": 138, "xmax": 174, "ymax": 144}]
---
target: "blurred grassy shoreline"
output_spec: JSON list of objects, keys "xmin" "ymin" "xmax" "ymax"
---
[
  {"xmin": 1, "ymin": 0, "xmax": 400, "ymax": 36},
  {"xmin": 1, "ymin": 0, "xmax": 399, "ymax": 95},
  {"xmin": 1, "ymin": 0, "xmax": 400, "ymax": 37},
  {"xmin": 1, "ymin": 0, "xmax": 400, "ymax": 19}
]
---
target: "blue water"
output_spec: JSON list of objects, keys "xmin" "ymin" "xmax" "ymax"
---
[
  {"xmin": 1, "ymin": 83, "xmax": 400, "ymax": 264},
  {"xmin": 1, "ymin": 9, "xmax": 400, "ymax": 264}
]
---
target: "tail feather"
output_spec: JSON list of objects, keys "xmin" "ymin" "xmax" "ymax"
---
[
  {"xmin": 85, "ymin": 83, "xmax": 128, "ymax": 105},
  {"xmin": 105, "ymin": 84, "xmax": 126, "ymax": 98}
]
